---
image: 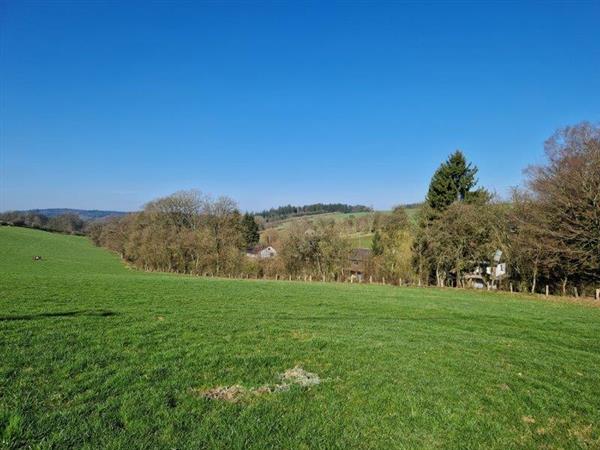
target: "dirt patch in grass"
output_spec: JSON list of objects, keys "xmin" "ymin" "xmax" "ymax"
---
[
  {"xmin": 194, "ymin": 366, "xmax": 322, "ymax": 402},
  {"xmin": 280, "ymin": 366, "xmax": 321, "ymax": 387},
  {"xmin": 196, "ymin": 385, "xmax": 248, "ymax": 402}
]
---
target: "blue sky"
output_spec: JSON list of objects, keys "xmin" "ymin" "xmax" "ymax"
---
[{"xmin": 1, "ymin": 1, "xmax": 599, "ymax": 212}]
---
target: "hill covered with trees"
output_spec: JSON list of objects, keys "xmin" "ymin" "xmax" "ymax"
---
[
  {"xmin": 21, "ymin": 209, "xmax": 128, "ymax": 220},
  {"xmin": 256, "ymin": 203, "xmax": 372, "ymax": 221}
]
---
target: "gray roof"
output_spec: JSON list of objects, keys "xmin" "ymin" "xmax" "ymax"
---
[{"xmin": 350, "ymin": 248, "xmax": 371, "ymax": 261}]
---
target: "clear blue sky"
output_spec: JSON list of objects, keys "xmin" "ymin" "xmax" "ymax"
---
[{"xmin": 1, "ymin": 1, "xmax": 599, "ymax": 212}]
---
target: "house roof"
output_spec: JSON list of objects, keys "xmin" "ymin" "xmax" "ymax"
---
[
  {"xmin": 350, "ymin": 248, "xmax": 371, "ymax": 261},
  {"xmin": 246, "ymin": 245, "xmax": 265, "ymax": 255},
  {"xmin": 246, "ymin": 245, "xmax": 276, "ymax": 255},
  {"xmin": 464, "ymin": 274, "xmax": 485, "ymax": 280}
]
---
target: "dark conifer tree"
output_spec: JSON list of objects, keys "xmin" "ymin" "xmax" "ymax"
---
[
  {"xmin": 242, "ymin": 213, "xmax": 260, "ymax": 248},
  {"xmin": 371, "ymin": 230, "xmax": 383, "ymax": 256},
  {"xmin": 425, "ymin": 150, "xmax": 480, "ymax": 211}
]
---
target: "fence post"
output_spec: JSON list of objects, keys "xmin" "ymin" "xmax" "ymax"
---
[
  {"xmin": 545, "ymin": 285, "xmax": 549, "ymax": 297},
  {"xmin": 369, "ymin": 276, "xmax": 373, "ymax": 284},
  {"xmin": 510, "ymin": 283, "xmax": 513, "ymax": 293},
  {"xmin": 596, "ymin": 289, "xmax": 600, "ymax": 301},
  {"xmin": 382, "ymin": 277, "xmax": 385, "ymax": 285},
  {"xmin": 322, "ymin": 275, "xmax": 326, "ymax": 282}
]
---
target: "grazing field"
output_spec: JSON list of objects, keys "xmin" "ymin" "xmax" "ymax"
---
[
  {"xmin": 349, "ymin": 232, "xmax": 374, "ymax": 248},
  {"xmin": 1, "ymin": 227, "xmax": 599, "ymax": 449}
]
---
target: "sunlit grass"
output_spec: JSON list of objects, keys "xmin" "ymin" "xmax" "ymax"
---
[{"xmin": 1, "ymin": 226, "xmax": 599, "ymax": 448}]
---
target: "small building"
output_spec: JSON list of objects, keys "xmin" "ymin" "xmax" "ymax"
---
[
  {"xmin": 347, "ymin": 248, "xmax": 371, "ymax": 282},
  {"xmin": 464, "ymin": 274, "xmax": 487, "ymax": 289},
  {"xmin": 465, "ymin": 260, "xmax": 507, "ymax": 289},
  {"xmin": 487, "ymin": 263, "xmax": 507, "ymax": 278},
  {"xmin": 246, "ymin": 245, "xmax": 277, "ymax": 259}
]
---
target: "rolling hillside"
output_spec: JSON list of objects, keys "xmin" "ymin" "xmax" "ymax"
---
[
  {"xmin": 1, "ymin": 226, "xmax": 599, "ymax": 448},
  {"xmin": 261, "ymin": 204, "xmax": 421, "ymax": 248}
]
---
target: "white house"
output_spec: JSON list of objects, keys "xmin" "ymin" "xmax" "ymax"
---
[
  {"xmin": 259, "ymin": 246, "xmax": 277, "ymax": 258},
  {"xmin": 246, "ymin": 246, "xmax": 277, "ymax": 259}
]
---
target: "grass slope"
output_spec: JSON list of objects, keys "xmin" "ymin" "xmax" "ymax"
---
[
  {"xmin": 263, "ymin": 206, "xmax": 420, "ymax": 249},
  {"xmin": 1, "ymin": 227, "xmax": 599, "ymax": 449}
]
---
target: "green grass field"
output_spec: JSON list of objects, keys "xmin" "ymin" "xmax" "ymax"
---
[
  {"xmin": 1, "ymin": 227, "xmax": 599, "ymax": 449},
  {"xmin": 348, "ymin": 232, "xmax": 374, "ymax": 248},
  {"xmin": 264, "ymin": 211, "xmax": 379, "ymax": 232},
  {"xmin": 262, "ymin": 207, "xmax": 419, "ymax": 248}
]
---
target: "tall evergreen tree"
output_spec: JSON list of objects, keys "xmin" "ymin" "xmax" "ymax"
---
[
  {"xmin": 241, "ymin": 213, "xmax": 260, "ymax": 248},
  {"xmin": 425, "ymin": 150, "xmax": 480, "ymax": 211},
  {"xmin": 371, "ymin": 230, "xmax": 383, "ymax": 255}
]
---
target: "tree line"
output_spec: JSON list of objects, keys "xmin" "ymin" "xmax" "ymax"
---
[
  {"xmin": 15, "ymin": 121, "xmax": 598, "ymax": 298},
  {"xmin": 0, "ymin": 211, "xmax": 86, "ymax": 235},
  {"xmin": 411, "ymin": 122, "xmax": 599, "ymax": 297},
  {"xmin": 87, "ymin": 191, "xmax": 354, "ymax": 280},
  {"xmin": 256, "ymin": 203, "xmax": 372, "ymax": 222}
]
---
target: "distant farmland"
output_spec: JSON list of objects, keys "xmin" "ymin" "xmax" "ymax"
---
[
  {"xmin": 1, "ymin": 226, "xmax": 599, "ymax": 448},
  {"xmin": 261, "ymin": 204, "xmax": 421, "ymax": 248}
]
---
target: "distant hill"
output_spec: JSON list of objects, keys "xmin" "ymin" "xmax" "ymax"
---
[
  {"xmin": 260, "ymin": 203, "xmax": 422, "ymax": 248},
  {"xmin": 256, "ymin": 203, "xmax": 372, "ymax": 221},
  {"xmin": 21, "ymin": 209, "xmax": 129, "ymax": 221}
]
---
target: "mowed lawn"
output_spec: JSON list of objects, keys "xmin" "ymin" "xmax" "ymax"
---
[{"xmin": 1, "ymin": 227, "xmax": 599, "ymax": 449}]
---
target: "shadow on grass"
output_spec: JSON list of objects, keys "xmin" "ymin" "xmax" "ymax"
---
[{"xmin": 0, "ymin": 310, "xmax": 118, "ymax": 321}]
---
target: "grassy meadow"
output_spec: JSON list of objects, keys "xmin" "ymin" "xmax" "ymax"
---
[
  {"xmin": 261, "ymin": 206, "xmax": 420, "ymax": 249},
  {"xmin": 1, "ymin": 226, "xmax": 599, "ymax": 448}
]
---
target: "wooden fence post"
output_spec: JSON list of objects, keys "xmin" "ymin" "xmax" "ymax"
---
[
  {"xmin": 574, "ymin": 287, "xmax": 578, "ymax": 298},
  {"xmin": 510, "ymin": 283, "xmax": 513, "ymax": 293},
  {"xmin": 596, "ymin": 289, "xmax": 600, "ymax": 301},
  {"xmin": 322, "ymin": 275, "xmax": 326, "ymax": 282},
  {"xmin": 545, "ymin": 285, "xmax": 549, "ymax": 297},
  {"xmin": 369, "ymin": 276, "xmax": 373, "ymax": 284},
  {"xmin": 382, "ymin": 277, "xmax": 385, "ymax": 285}
]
